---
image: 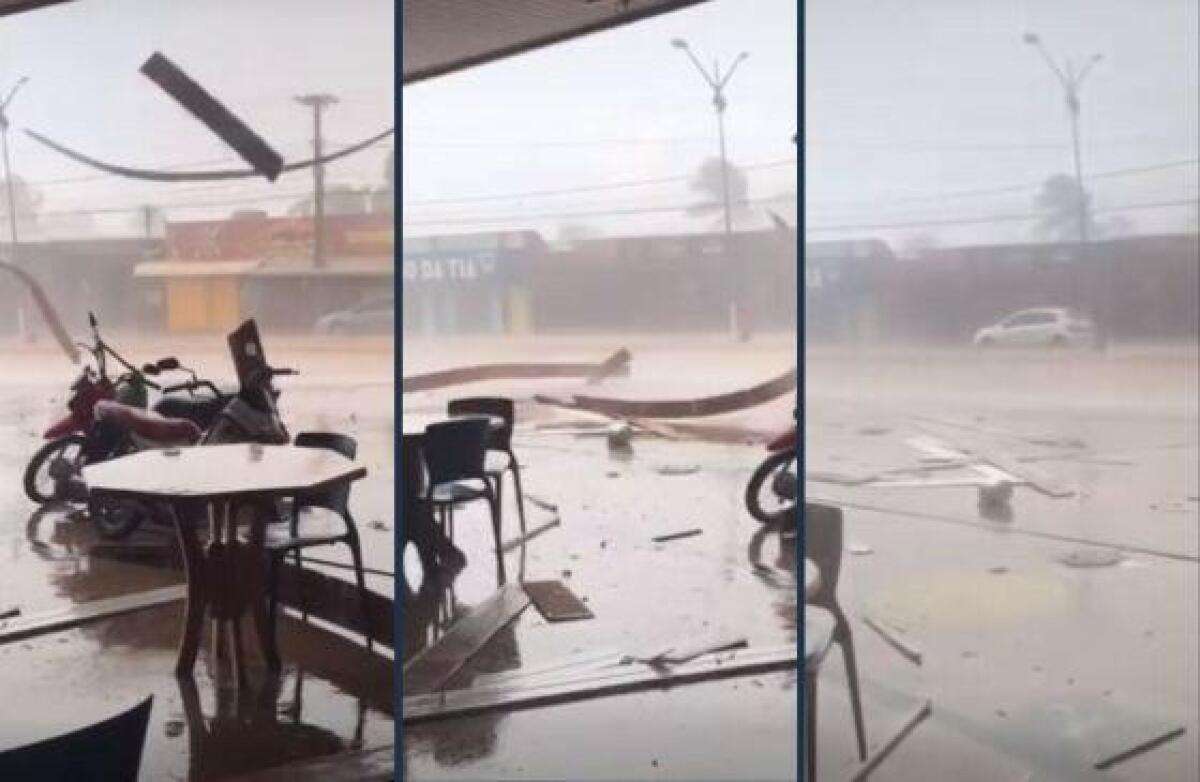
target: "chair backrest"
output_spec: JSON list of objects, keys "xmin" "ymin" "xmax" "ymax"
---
[
  {"xmin": 423, "ymin": 417, "xmax": 490, "ymax": 487},
  {"xmin": 293, "ymin": 432, "xmax": 358, "ymax": 514},
  {"xmin": 447, "ymin": 397, "xmax": 514, "ymax": 450},
  {"xmin": 804, "ymin": 502, "xmax": 843, "ymax": 609},
  {"xmin": 0, "ymin": 696, "xmax": 153, "ymax": 781}
]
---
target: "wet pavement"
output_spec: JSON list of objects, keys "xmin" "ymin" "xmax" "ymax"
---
[
  {"xmin": 402, "ymin": 337, "xmax": 1197, "ymax": 781},
  {"xmin": 0, "ymin": 336, "xmax": 394, "ymax": 780}
]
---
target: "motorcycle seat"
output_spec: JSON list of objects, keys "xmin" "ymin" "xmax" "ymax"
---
[
  {"xmin": 94, "ymin": 400, "xmax": 202, "ymax": 445},
  {"xmin": 153, "ymin": 394, "xmax": 228, "ymax": 429}
]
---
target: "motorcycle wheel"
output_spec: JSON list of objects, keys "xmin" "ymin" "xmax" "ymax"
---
[
  {"xmin": 24, "ymin": 434, "xmax": 87, "ymax": 504},
  {"xmin": 88, "ymin": 497, "xmax": 150, "ymax": 541},
  {"xmin": 745, "ymin": 450, "xmax": 798, "ymax": 525}
]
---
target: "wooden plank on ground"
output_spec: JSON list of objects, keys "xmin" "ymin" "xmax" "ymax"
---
[
  {"xmin": 225, "ymin": 745, "xmax": 393, "ymax": 781},
  {"xmin": 0, "ymin": 585, "xmax": 185, "ymax": 646},
  {"xmin": 403, "ymin": 583, "xmax": 530, "ymax": 695},
  {"xmin": 522, "ymin": 580, "xmax": 592, "ymax": 622},
  {"xmin": 403, "ymin": 645, "xmax": 796, "ymax": 723}
]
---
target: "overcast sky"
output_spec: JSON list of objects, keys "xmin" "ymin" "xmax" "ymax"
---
[
  {"xmin": 0, "ymin": 0, "xmax": 394, "ymax": 237},
  {"xmin": 1, "ymin": 0, "xmax": 1195, "ymax": 249}
]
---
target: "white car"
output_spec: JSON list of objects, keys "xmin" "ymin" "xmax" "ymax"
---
[{"xmin": 973, "ymin": 308, "xmax": 1097, "ymax": 348}]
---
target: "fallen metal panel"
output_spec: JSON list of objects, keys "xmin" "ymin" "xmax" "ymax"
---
[
  {"xmin": 536, "ymin": 367, "xmax": 796, "ymax": 419},
  {"xmin": 0, "ymin": 261, "xmax": 80, "ymax": 363},
  {"xmin": 914, "ymin": 423, "xmax": 1074, "ymax": 498},
  {"xmin": 0, "ymin": 585, "xmax": 185, "ymax": 645},
  {"xmin": 403, "ymin": 348, "xmax": 629, "ymax": 393},
  {"xmin": 522, "ymin": 580, "xmax": 592, "ymax": 622},
  {"xmin": 402, "ymin": 645, "xmax": 796, "ymax": 723},
  {"xmin": 403, "ymin": 0, "xmax": 712, "ymax": 85},
  {"xmin": 403, "ymin": 583, "xmax": 530, "ymax": 695},
  {"xmin": 224, "ymin": 745, "xmax": 393, "ymax": 781}
]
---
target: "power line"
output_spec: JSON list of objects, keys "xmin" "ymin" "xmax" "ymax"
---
[
  {"xmin": 804, "ymin": 198, "xmax": 1199, "ymax": 234},
  {"xmin": 402, "ymin": 158, "xmax": 796, "ymax": 207},
  {"xmin": 807, "ymin": 158, "xmax": 1199, "ymax": 210}
]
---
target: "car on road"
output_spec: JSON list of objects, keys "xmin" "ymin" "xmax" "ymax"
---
[
  {"xmin": 314, "ymin": 296, "xmax": 394, "ymax": 335},
  {"xmin": 973, "ymin": 307, "xmax": 1097, "ymax": 348}
]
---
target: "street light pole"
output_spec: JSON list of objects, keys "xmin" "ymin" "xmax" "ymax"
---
[
  {"xmin": 1023, "ymin": 33, "xmax": 1105, "ymax": 343},
  {"xmin": 1, "ymin": 77, "xmax": 30, "ymax": 341},
  {"xmin": 295, "ymin": 93, "xmax": 338, "ymax": 268},
  {"xmin": 671, "ymin": 39, "xmax": 749, "ymax": 340}
]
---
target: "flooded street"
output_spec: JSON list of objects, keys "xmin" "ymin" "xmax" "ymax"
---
[{"xmin": 0, "ymin": 336, "xmax": 395, "ymax": 780}]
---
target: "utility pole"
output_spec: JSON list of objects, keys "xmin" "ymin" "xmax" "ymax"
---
[
  {"xmin": 1, "ymin": 76, "xmax": 30, "ymax": 340},
  {"xmin": 670, "ymin": 39, "xmax": 750, "ymax": 340},
  {"xmin": 295, "ymin": 93, "xmax": 338, "ymax": 268},
  {"xmin": 1023, "ymin": 33, "xmax": 1106, "ymax": 345}
]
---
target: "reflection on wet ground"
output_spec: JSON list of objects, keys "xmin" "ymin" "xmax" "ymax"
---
[{"xmin": 0, "ymin": 340, "xmax": 394, "ymax": 779}]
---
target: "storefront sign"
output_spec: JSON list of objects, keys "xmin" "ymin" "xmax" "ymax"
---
[{"xmin": 402, "ymin": 251, "xmax": 499, "ymax": 283}]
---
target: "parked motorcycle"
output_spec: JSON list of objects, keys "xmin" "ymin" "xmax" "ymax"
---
[
  {"xmin": 23, "ymin": 312, "xmax": 181, "ymax": 504},
  {"xmin": 83, "ymin": 319, "xmax": 294, "ymax": 539},
  {"xmin": 745, "ymin": 422, "xmax": 799, "ymax": 525}
]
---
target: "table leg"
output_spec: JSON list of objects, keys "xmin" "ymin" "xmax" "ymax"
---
[
  {"xmin": 172, "ymin": 500, "xmax": 209, "ymax": 678},
  {"xmin": 244, "ymin": 499, "xmax": 281, "ymax": 672}
]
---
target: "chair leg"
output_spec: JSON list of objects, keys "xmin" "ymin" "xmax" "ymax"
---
[
  {"xmin": 264, "ymin": 554, "xmax": 282, "ymax": 672},
  {"xmin": 835, "ymin": 611, "xmax": 868, "ymax": 762},
  {"xmin": 509, "ymin": 455, "xmax": 528, "ymax": 538},
  {"xmin": 344, "ymin": 518, "xmax": 372, "ymax": 652},
  {"xmin": 485, "ymin": 489, "xmax": 505, "ymax": 585},
  {"xmin": 806, "ymin": 670, "xmax": 819, "ymax": 781},
  {"xmin": 291, "ymin": 503, "xmax": 307, "ymax": 621}
]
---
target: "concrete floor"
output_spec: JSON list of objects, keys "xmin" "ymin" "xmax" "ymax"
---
[{"xmin": 0, "ymin": 336, "xmax": 395, "ymax": 780}]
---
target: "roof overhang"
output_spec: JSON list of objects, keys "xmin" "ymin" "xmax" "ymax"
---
[
  {"xmin": 403, "ymin": 0, "xmax": 712, "ymax": 85},
  {"xmin": 0, "ymin": 0, "xmax": 71, "ymax": 18}
]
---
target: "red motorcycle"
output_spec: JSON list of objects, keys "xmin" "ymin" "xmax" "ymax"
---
[
  {"xmin": 745, "ymin": 422, "xmax": 798, "ymax": 524},
  {"xmin": 23, "ymin": 313, "xmax": 176, "ymax": 504}
]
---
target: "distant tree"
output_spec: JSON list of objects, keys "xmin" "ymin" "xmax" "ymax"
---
[
  {"xmin": 0, "ymin": 175, "xmax": 42, "ymax": 238},
  {"xmin": 1033, "ymin": 173, "xmax": 1096, "ymax": 241},
  {"xmin": 687, "ymin": 157, "xmax": 753, "ymax": 228}
]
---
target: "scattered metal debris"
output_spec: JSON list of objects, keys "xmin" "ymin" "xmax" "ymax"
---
[
  {"xmin": 535, "ymin": 367, "xmax": 796, "ymax": 419},
  {"xmin": 857, "ymin": 426, "xmax": 892, "ymax": 436},
  {"xmin": 403, "ymin": 348, "xmax": 630, "ymax": 393},
  {"xmin": 847, "ymin": 542, "xmax": 874, "ymax": 556},
  {"xmin": 621, "ymin": 638, "xmax": 748, "ymax": 666},
  {"xmin": 655, "ymin": 464, "xmax": 699, "ymax": 476},
  {"xmin": 862, "ymin": 615, "xmax": 923, "ymax": 666},
  {"xmin": 988, "ymin": 566, "xmax": 1009, "ymax": 575},
  {"xmin": 523, "ymin": 580, "xmax": 593, "ymax": 622},
  {"xmin": 402, "ymin": 583, "xmax": 530, "ymax": 695},
  {"xmin": 652, "ymin": 528, "xmax": 702, "ymax": 543},
  {"xmin": 1, "ymin": 586, "xmax": 185, "ymax": 646},
  {"xmin": 496, "ymin": 518, "xmax": 562, "ymax": 554},
  {"xmin": 0, "ymin": 607, "xmax": 19, "ymax": 621},
  {"xmin": 403, "ymin": 645, "xmax": 796, "ymax": 724},
  {"xmin": 849, "ymin": 699, "xmax": 933, "ymax": 781},
  {"xmin": 1057, "ymin": 548, "xmax": 1124, "ymax": 568},
  {"xmin": 1094, "ymin": 726, "xmax": 1187, "ymax": 770},
  {"xmin": 367, "ymin": 520, "xmax": 390, "ymax": 531},
  {"xmin": 525, "ymin": 494, "xmax": 559, "ymax": 513}
]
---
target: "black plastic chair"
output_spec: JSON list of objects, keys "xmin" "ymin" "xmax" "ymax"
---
[
  {"xmin": 0, "ymin": 695, "xmax": 153, "ymax": 781},
  {"xmin": 447, "ymin": 397, "xmax": 528, "ymax": 540},
  {"xmin": 266, "ymin": 432, "xmax": 370, "ymax": 664},
  {"xmin": 804, "ymin": 502, "xmax": 867, "ymax": 780},
  {"xmin": 422, "ymin": 417, "xmax": 503, "ymax": 581}
]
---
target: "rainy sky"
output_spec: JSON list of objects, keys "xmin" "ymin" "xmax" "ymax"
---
[
  {"xmin": 1, "ymin": 0, "xmax": 1196, "ymax": 247},
  {"xmin": 0, "ymin": 0, "xmax": 394, "ymax": 236}
]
